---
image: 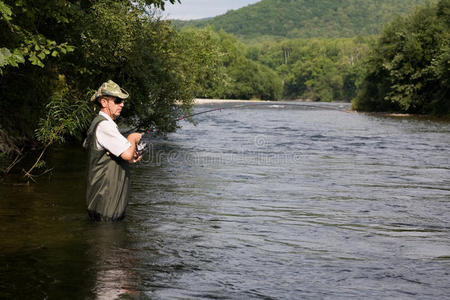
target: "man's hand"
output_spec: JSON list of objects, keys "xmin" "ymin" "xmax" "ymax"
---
[
  {"xmin": 131, "ymin": 150, "xmax": 142, "ymax": 163},
  {"xmin": 128, "ymin": 132, "xmax": 142, "ymax": 144},
  {"xmin": 121, "ymin": 132, "xmax": 143, "ymax": 163}
]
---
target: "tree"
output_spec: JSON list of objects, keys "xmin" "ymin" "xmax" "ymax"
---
[
  {"xmin": 175, "ymin": 27, "xmax": 226, "ymax": 99},
  {"xmin": 0, "ymin": 0, "xmax": 194, "ymax": 180},
  {"xmin": 353, "ymin": 0, "xmax": 450, "ymax": 114}
]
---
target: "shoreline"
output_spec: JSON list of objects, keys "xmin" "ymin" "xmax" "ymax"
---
[
  {"xmin": 194, "ymin": 98, "xmax": 265, "ymax": 104},
  {"xmin": 193, "ymin": 98, "xmax": 343, "ymax": 104}
]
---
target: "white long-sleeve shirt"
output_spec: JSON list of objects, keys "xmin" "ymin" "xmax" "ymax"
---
[{"xmin": 95, "ymin": 111, "xmax": 131, "ymax": 157}]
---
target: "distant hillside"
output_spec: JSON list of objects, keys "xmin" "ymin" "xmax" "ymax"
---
[{"xmin": 174, "ymin": 0, "xmax": 434, "ymax": 39}]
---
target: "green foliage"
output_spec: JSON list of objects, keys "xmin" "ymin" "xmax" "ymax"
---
[
  {"xmin": 0, "ymin": 0, "xmax": 195, "ymax": 160},
  {"xmin": 177, "ymin": 0, "xmax": 433, "ymax": 40},
  {"xmin": 174, "ymin": 27, "xmax": 225, "ymax": 99},
  {"xmin": 138, "ymin": 0, "xmax": 180, "ymax": 10},
  {"xmin": 172, "ymin": 0, "xmax": 443, "ymax": 104},
  {"xmin": 0, "ymin": 0, "xmax": 77, "ymax": 71},
  {"xmin": 214, "ymin": 31, "xmax": 283, "ymax": 100},
  {"xmin": 0, "ymin": 1, "xmax": 12, "ymax": 21},
  {"xmin": 177, "ymin": 27, "xmax": 283, "ymax": 100},
  {"xmin": 246, "ymin": 37, "xmax": 372, "ymax": 101},
  {"xmin": 35, "ymin": 78, "xmax": 92, "ymax": 145},
  {"xmin": 227, "ymin": 58, "xmax": 283, "ymax": 100},
  {"xmin": 173, "ymin": 26, "xmax": 368, "ymax": 102},
  {"xmin": 72, "ymin": 1, "xmax": 196, "ymax": 134},
  {"xmin": 0, "ymin": 48, "xmax": 25, "ymax": 70},
  {"xmin": 34, "ymin": 159, "xmax": 46, "ymax": 170},
  {"xmin": 353, "ymin": 0, "xmax": 450, "ymax": 114}
]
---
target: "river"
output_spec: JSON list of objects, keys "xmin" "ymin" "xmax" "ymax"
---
[{"xmin": 1, "ymin": 101, "xmax": 449, "ymax": 299}]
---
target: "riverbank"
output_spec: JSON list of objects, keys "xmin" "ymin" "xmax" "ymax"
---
[
  {"xmin": 365, "ymin": 111, "xmax": 450, "ymax": 121},
  {"xmin": 194, "ymin": 98, "xmax": 264, "ymax": 104},
  {"xmin": 193, "ymin": 98, "xmax": 353, "ymax": 113},
  {"xmin": 193, "ymin": 98, "xmax": 324, "ymax": 104}
]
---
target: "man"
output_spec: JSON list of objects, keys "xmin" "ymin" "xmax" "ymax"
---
[{"xmin": 84, "ymin": 80, "xmax": 142, "ymax": 221}]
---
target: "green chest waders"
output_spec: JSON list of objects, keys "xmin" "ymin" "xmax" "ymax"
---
[{"xmin": 84, "ymin": 115, "xmax": 130, "ymax": 221}]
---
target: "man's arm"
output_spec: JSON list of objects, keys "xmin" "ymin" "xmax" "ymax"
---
[{"xmin": 120, "ymin": 132, "xmax": 142, "ymax": 163}]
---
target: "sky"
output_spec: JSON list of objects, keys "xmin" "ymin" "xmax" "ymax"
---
[{"xmin": 159, "ymin": 0, "xmax": 261, "ymax": 20}]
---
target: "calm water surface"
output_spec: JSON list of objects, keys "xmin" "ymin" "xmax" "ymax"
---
[{"xmin": 1, "ymin": 102, "xmax": 449, "ymax": 299}]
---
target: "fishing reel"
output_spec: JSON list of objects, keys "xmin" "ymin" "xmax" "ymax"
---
[{"xmin": 137, "ymin": 141, "xmax": 148, "ymax": 155}]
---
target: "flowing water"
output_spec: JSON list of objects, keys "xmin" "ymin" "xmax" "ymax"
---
[{"xmin": 1, "ymin": 102, "xmax": 449, "ymax": 299}]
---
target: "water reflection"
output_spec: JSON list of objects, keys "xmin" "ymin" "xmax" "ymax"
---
[{"xmin": 87, "ymin": 223, "xmax": 141, "ymax": 299}]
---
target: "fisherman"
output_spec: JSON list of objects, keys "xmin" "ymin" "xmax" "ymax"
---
[{"xmin": 84, "ymin": 80, "xmax": 142, "ymax": 221}]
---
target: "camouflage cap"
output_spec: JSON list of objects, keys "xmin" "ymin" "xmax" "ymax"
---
[{"xmin": 90, "ymin": 80, "xmax": 129, "ymax": 102}]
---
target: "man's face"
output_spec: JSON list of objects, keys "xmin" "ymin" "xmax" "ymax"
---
[{"xmin": 101, "ymin": 96, "xmax": 124, "ymax": 119}]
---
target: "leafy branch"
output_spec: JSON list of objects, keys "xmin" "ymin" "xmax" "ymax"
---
[
  {"xmin": 0, "ymin": 0, "xmax": 75, "ymax": 72},
  {"xmin": 23, "ymin": 87, "xmax": 92, "ymax": 182}
]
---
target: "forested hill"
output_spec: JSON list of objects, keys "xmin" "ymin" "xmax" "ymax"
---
[{"xmin": 175, "ymin": 0, "xmax": 433, "ymax": 39}]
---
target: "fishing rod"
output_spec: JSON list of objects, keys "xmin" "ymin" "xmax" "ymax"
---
[
  {"xmin": 134, "ymin": 102, "xmax": 259, "ymax": 136},
  {"xmin": 136, "ymin": 102, "xmax": 258, "ymax": 153},
  {"xmin": 177, "ymin": 102, "xmax": 259, "ymax": 121}
]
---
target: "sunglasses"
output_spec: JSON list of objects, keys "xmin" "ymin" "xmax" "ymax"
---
[{"xmin": 113, "ymin": 98, "xmax": 124, "ymax": 104}]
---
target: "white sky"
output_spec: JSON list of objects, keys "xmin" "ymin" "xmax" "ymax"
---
[{"xmin": 159, "ymin": 0, "xmax": 261, "ymax": 20}]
